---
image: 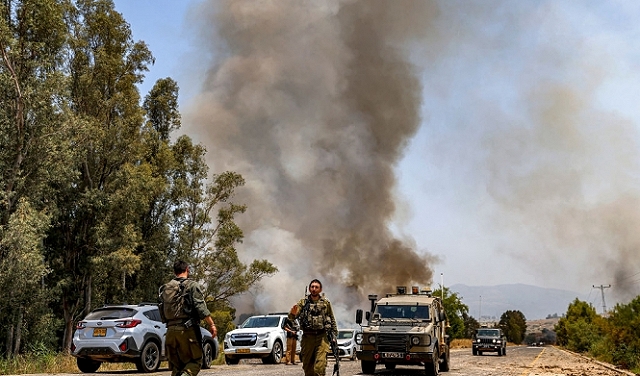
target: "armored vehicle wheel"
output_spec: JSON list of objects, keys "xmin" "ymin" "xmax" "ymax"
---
[
  {"xmin": 502, "ymin": 347, "xmax": 507, "ymax": 356},
  {"xmin": 472, "ymin": 348, "xmax": 477, "ymax": 356},
  {"xmin": 425, "ymin": 349, "xmax": 439, "ymax": 376},
  {"xmin": 384, "ymin": 363, "xmax": 396, "ymax": 370},
  {"xmin": 225, "ymin": 356, "xmax": 240, "ymax": 364},
  {"xmin": 440, "ymin": 345, "xmax": 450, "ymax": 372},
  {"xmin": 264, "ymin": 340, "xmax": 283, "ymax": 364},
  {"xmin": 77, "ymin": 358, "xmax": 101, "ymax": 373},
  {"xmin": 478, "ymin": 350, "xmax": 483, "ymax": 356},
  {"xmin": 361, "ymin": 360, "xmax": 376, "ymax": 374}
]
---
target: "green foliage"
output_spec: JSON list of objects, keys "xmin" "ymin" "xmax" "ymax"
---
[
  {"xmin": 554, "ymin": 298, "xmax": 603, "ymax": 351},
  {"xmin": 0, "ymin": 0, "xmax": 278, "ymax": 358},
  {"xmin": 432, "ymin": 286, "xmax": 469, "ymax": 339},
  {"xmin": 498, "ymin": 310, "xmax": 527, "ymax": 344}
]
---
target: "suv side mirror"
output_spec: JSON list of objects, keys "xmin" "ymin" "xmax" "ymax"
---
[{"xmin": 356, "ymin": 309, "xmax": 363, "ymax": 324}]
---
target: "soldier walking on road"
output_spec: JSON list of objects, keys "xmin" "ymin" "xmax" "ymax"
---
[
  {"xmin": 289, "ymin": 279, "xmax": 338, "ymax": 376},
  {"xmin": 159, "ymin": 260, "xmax": 217, "ymax": 376}
]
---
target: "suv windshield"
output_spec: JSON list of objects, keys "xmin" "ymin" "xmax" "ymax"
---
[
  {"xmin": 477, "ymin": 329, "xmax": 500, "ymax": 337},
  {"xmin": 241, "ymin": 316, "xmax": 281, "ymax": 328},
  {"xmin": 375, "ymin": 305, "xmax": 430, "ymax": 320},
  {"xmin": 84, "ymin": 307, "xmax": 136, "ymax": 320}
]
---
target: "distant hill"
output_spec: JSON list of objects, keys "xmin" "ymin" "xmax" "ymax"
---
[{"xmin": 449, "ymin": 283, "xmax": 587, "ymax": 320}]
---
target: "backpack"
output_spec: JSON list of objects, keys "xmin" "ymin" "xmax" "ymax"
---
[{"xmin": 158, "ymin": 279, "xmax": 192, "ymax": 323}]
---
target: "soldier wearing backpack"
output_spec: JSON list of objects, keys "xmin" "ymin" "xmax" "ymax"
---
[{"xmin": 159, "ymin": 260, "xmax": 217, "ymax": 376}]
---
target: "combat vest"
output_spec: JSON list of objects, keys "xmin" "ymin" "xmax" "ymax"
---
[{"xmin": 301, "ymin": 297, "xmax": 332, "ymax": 331}]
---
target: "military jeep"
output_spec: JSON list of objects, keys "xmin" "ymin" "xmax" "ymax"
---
[
  {"xmin": 355, "ymin": 286, "xmax": 450, "ymax": 376},
  {"xmin": 472, "ymin": 327, "xmax": 507, "ymax": 356}
]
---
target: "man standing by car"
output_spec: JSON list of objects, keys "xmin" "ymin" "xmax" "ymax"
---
[
  {"xmin": 160, "ymin": 260, "xmax": 217, "ymax": 376},
  {"xmin": 283, "ymin": 317, "xmax": 299, "ymax": 365},
  {"xmin": 289, "ymin": 279, "xmax": 338, "ymax": 376}
]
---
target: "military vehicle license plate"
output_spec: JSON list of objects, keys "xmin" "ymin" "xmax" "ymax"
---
[
  {"xmin": 382, "ymin": 352, "xmax": 403, "ymax": 358},
  {"xmin": 236, "ymin": 349, "xmax": 250, "ymax": 354},
  {"xmin": 93, "ymin": 328, "xmax": 107, "ymax": 337}
]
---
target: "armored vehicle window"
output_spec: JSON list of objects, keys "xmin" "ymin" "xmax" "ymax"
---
[{"xmin": 376, "ymin": 305, "xmax": 430, "ymax": 320}]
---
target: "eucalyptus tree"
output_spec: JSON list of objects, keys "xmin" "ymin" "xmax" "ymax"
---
[
  {"xmin": 44, "ymin": 0, "xmax": 157, "ymax": 351},
  {"xmin": 0, "ymin": 0, "xmax": 74, "ymax": 356}
]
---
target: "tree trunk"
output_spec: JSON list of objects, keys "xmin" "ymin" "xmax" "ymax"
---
[
  {"xmin": 6, "ymin": 313, "xmax": 14, "ymax": 359},
  {"xmin": 13, "ymin": 306, "xmax": 23, "ymax": 356}
]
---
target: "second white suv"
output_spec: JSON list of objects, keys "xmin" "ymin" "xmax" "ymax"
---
[{"xmin": 223, "ymin": 314, "xmax": 289, "ymax": 364}]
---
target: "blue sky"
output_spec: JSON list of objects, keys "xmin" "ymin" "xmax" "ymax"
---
[{"xmin": 113, "ymin": 0, "xmax": 640, "ymax": 315}]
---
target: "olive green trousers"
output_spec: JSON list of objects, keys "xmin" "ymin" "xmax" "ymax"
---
[
  {"xmin": 166, "ymin": 326, "xmax": 203, "ymax": 376},
  {"xmin": 300, "ymin": 332, "xmax": 330, "ymax": 376}
]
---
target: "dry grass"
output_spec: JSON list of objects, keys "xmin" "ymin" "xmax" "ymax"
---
[
  {"xmin": 450, "ymin": 338, "xmax": 473, "ymax": 349},
  {"xmin": 0, "ymin": 353, "xmax": 158, "ymax": 375},
  {"xmin": 0, "ymin": 350, "xmax": 227, "ymax": 375}
]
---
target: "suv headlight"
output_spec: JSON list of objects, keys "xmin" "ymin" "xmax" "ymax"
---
[
  {"xmin": 355, "ymin": 333, "xmax": 363, "ymax": 345},
  {"xmin": 367, "ymin": 335, "xmax": 376, "ymax": 344},
  {"xmin": 258, "ymin": 332, "xmax": 270, "ymax": 339},
  {"xmin": 343, "ymin": 340, "xmax": 352, "ymax": 346},
  {"xmin": 411, "ymin": 336, "xmax": 420, "ymax": 345},
  {"xmin": 492, "ymin": 339, "xmax": 496, "ymax": 343}
]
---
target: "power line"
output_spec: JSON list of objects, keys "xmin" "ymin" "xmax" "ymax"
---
[{"xmin": 592, "ymin": 284, "xmax": 611, "ymax": 314}]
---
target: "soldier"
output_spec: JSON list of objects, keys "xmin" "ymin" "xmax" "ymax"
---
[
  {"xmin": 289, "ymin": 279, "xmax": 338, "ymax": 376},
  {"xmin": 283, "ymin": 317, "xmax": 299, "ymax": 365},
  {"xmin": 160, "ymin": 260, "xmax": 217, "ymax": 376}
]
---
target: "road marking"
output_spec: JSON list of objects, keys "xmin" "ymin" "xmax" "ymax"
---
[{"xmin": 521, "ymin": 348, "xmax": 562, "ymax": 376}]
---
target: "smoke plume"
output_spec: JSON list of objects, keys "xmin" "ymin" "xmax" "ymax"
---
[{"xmin": 184, "ymin": 0, "xmax": 440, "ymax": 317}]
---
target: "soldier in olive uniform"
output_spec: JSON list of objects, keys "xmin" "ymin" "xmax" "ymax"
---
[
  {"xmin": 161, "ymin": 261, "xmax": 217, "ymax": 376},
  {"xmin": 289, "ymin": 279, "xmax": 338, "ymax": 376}
]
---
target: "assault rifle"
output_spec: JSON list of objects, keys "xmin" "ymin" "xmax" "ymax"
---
[{"xmin": 327, "ymin": 330, "xmax": 340, "ymax": 376}]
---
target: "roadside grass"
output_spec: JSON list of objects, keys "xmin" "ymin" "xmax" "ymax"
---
[
  {"xmin": 0, "ymin": 350, "xmax": 226, "ymax": 375},
  {"xmin": 0, "ymin": 353, "xmax": 155, "ymax": 375},
  {"xmin": 450, "ymin": 338, "xmax": 472, "ymax": 348}
]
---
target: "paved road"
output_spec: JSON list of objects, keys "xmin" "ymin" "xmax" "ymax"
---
[{"xmin": 58, "ymin": 346, "xmax": 634, "ymax": 376}]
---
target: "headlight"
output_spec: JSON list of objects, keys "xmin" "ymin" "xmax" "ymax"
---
[
  {"xmin": 343, "ymin": 340, "xmax": 352, "ymax": 346},
  {"xmin": 496, "ymin": 340, "xmax": 502, "ymax": 344},
  {"xmin": 411, "ymin": 336, "xmax": 420, "ymax": 345},
  {"xmin": 368, "ymin": 335, "xmax": 376, "ymax": 344},
  {"xmin": 492, "ymin": 339, "xmax": 496, "ymax": 343},
  {"xmin": 476, "ymin": 339, "xmax": 481, "ymax": 343},
  {"xmin": 258, "ymin": 332, "xmax": 270, "ymax": 338},
  {"xmin": 225, "ymin": 333, "xmax": 231, "ymax": 340},
  {"xmin": 355, "ymin": 333, "xmax": 363, "ymax": 345}
]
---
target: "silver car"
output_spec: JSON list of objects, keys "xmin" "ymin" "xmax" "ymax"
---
[
  {"xmin": 336, "ymin": 329, "xmax": 361, "ymax": 360},
  {"xmin": 71, "ymin": 303, "xmax": 218, "ymax": 373}
]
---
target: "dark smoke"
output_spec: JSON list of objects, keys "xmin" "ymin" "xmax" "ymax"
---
[{"xmin": 184, "ymin": 0, "xmax": 440, "ymax": 316}]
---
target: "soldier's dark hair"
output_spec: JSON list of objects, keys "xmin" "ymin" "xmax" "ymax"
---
[
  {"xmin": 173, "ymin": 260, "xmax": 189, "ymax": 275},
  {"xmin": 309, "ymin": 279, "xmax": 322, "ymax": 288}
]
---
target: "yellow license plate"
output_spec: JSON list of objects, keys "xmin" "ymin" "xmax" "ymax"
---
[
  {"xmin": 93, "ymin": 328, "xmax": 107, "ymax": 337},
  {"xmin": 236, "ymin": 348, "xmax": 250, "ymax": 354}
]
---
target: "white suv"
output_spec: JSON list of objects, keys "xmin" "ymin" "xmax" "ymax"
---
[
  {"xmin": 223, "ymin": 314, "xmax": 289, "ymax": 364},
  {"xmin": 71, "ymin": 303, "xmax": 218, "ymax": 372},
  {"xmin": 336, "ymin": 328, "xmax": 361, "ymax": 360}
]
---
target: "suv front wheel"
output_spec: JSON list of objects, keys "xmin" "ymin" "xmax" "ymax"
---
[
  {"xmin": 263, "ymin": 340, "xmax": 283, "ymax": 364},
  {"xmin": 135, "ymin": 341, "xmax": 161, "ymax": 372}
]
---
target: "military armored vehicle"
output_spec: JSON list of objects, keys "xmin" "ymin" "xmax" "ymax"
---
[
  {"xmin": 355, "ymin": 286, "xmax": 450, "ymax": 376},
  {"xmin": 472, "ymin": 327, "xmax": 506, "ymax": 356}
]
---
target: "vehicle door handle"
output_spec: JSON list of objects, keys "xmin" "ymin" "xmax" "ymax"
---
[{"xmin": 155, "ymin": 325, "xmax": 161, "ymax": 329}]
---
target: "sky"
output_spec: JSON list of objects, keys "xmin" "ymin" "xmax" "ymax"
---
[{"xmin": 112, "ymin": 0, "xmax": 640, "ymax": 319}]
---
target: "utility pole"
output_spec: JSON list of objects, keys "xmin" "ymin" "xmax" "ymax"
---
[{"xmin": 593, "ymin": 284, "xmax": 611, "ymax": 314}]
